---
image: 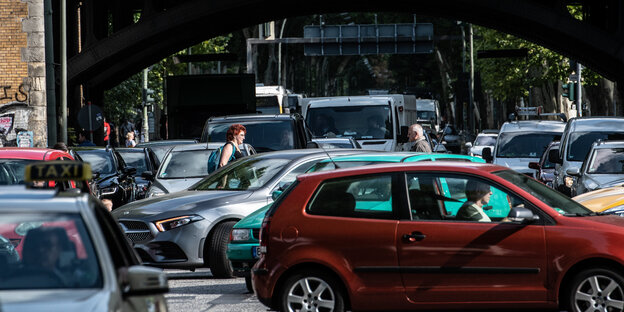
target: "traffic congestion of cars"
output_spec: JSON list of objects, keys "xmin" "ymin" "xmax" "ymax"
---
[{"xmin": 3, "ymin": 113, "xmax": 624, "ymax": 312}]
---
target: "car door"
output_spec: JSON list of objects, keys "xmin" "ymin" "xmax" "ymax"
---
[
  {"xmin": 397, "ymin": 172, "xmax": 548, "ymax": 304},
  {"xmin": 304, "ymin": 173, "xmax": 405, "ymax": 307}
]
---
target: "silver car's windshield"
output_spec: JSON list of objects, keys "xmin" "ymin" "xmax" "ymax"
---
[
  {"xmin": 306, "ymin": 105, "xmax": 392, "ymax": 140},
  {"xmin": 496, "ymin": 132, "xmax": 560, "ymax": 158},
  {"xmin": 0, "ymin": 212, "xmax": 102, "ymax": 290},
  {"xmin": 587, "ymin": 148, "xmax": 624, "ymax": 174},
  {"xmin": 159, "ymin": 149, "xmax": 214, "ymax": 179},
  {"xmin": 568, "ymin": 131, "xmax": 624, "ymax": 161},
  {"xmin": 493, "ymin": 170, "xmax": 591, "ymax": 215},
  {"xmin": 192, "ymin": 157, "xmax": 290, "ymax": 191}
]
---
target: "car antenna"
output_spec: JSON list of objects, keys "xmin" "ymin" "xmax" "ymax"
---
[{"xmin": 303, "ymin": 118, "xmax": 340, "ymax": 169}]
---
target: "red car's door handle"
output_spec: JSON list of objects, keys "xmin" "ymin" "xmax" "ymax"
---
[{"xmin": 402, "ymin": 232, "xmax": 426, "ymax": 242}]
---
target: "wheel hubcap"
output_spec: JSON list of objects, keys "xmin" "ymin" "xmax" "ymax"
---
[
  {"xmin": 286, "ymin": 276, "xmax": 335, "ymax": 312},
  {"xmin": 574, "ymin": 274, "xmax": 624, "ymax": 312}
]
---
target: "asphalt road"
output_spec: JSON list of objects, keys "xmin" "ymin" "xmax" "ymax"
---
[{"xmin": 165, "ymin": 269, "xmax": 268, "ymax": 312}]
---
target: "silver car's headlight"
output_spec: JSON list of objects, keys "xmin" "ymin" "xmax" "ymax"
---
[
  {"xmin": 230, "ymin": 229, "xmax": 251, "ymax": 242},
  {"xmin": 100, "ymin": 186, "xmax": 118, "ymax": 196},
  {"xmin": 603, "ymin": 205, "xmax": 624, "ymax": 217},
  {"xmin": 147, "ymin": 186, "xmax": 165, "ymax": 198},
  {"xmin": 154, "ymin": 215, "xmax": 204, "ymax": 232}
]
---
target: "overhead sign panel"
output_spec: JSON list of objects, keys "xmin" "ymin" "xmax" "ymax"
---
[{"xmin": 304, "ymin": 23, "xmax": 434, "ymax": 56}]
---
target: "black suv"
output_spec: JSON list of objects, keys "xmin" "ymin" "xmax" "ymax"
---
[
  {"xmin": 199, "ymin": 114, "xmax": 311, "ymax": 153},
  {"xmin": 73, "ymin": 147, "xmax": 137, "ymax": 209}
]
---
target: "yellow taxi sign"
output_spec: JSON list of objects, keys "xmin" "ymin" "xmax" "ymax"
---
[{"xmin": 24, "ymin": 161, "xmax": 92, "ymax": 182}]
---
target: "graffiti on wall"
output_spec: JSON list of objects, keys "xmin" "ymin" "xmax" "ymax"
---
[
  {"xmin": 0, "ymin": 104, "xmax": 31, "ymax": 147},
  {"xmin": 0, "ymin": 84, "xmax": 28, "ymax": 103}
]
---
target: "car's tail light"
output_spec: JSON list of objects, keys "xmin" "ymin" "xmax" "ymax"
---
[{"xmin": 258, "ymin": 216, "xmax": 271, "ymax": 255}]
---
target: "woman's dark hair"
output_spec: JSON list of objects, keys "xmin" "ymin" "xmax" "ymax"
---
[{"xmin": 226, "ymin": 124, "xmax": 246, "ymax": 141}]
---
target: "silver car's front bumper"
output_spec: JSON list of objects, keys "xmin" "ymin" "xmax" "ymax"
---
[{"xmin": 118, "ymin": 218, "xmax": 208, "ymax": 269}]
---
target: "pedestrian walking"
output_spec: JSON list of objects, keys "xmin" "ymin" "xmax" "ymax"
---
[{"xmin": 219, "ymin": 124, "xmax": 246, "ymax": 168}]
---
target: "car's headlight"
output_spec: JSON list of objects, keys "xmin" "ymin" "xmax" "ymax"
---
[
  {"xmin": 603, "ymin": 205, "xmax": 624, "ymax": 217},
  {"xmin": 154, "ymin": 215, "xmax": 204, "ymax": 232},
  {"xmin": 147, "ymin": 187, "xmax": 165, "ymax": 197},
  {"xmin": 564, "ymin": 176, "xmax": 575, "ymax": 188},
  {"xmin": 100, "ymin": 186, "xmax": 118, "ymax": 196},
  {"xmin": 230, "ymin": 229, "xmax": 251, "ymax": 242}
]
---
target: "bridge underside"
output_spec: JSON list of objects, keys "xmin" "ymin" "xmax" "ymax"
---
[{"xmin": 60, "ymin": 0, "xmax": 624, "ymax": 105}]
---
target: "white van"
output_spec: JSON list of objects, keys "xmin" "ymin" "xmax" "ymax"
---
[
  {"xmin": 551, "ymin": 117, "xmax": 624, "ymax": 196},
  {"xmin": 490, "ymin": 120, "xmax": 565, "ymax": 177},
  {"xmin": 416, "ymin": 99, "xmax": 442, "ymax": 132},
  {"xmin": 255, "ymin": 85, "xmax": 289, "ymax": 114},
  {"xmin": 303, "ymin": 95, "xmax": 417, "ymax": 151}
]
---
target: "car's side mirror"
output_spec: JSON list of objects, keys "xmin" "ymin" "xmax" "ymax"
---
[
  {"xmin": 548, "ymin": 150, "xmax": 562, "ymax": 164},
  {"xmin": 464, "ymin": 142, "xmax": 473, "ymax": 148},
  {"xmin": 121, "ymin": 265, "xmax": 169, "ymax": 297},
  {"xmin": 141, "ymin": 171, "xmax": 155, "ymax": 181},
  {"xmin": 566, "ymin": 167, "xmax": 581, "ymax": 177},
  {"xmin": 528, "ymin": 162, "xmax": 540, "ymax": 170},
  {"xmin": 306, "ymin": 141, "xmax": 319, "ymax": 149},
  {"xmin": 397, "ymin": 126, "xmax": 409, "ymax": 143},
  {"xmin": 482, "ymin": 147, "xmax": 493, "ymax": 163},
  {"xmin": 507, "ymin": 206, "xmax": 539, "ymax": 224}
]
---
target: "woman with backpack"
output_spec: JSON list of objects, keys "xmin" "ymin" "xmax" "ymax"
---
[{"xmin": 219, "ymin": 124, "xmax": 246, "ymax": 168}]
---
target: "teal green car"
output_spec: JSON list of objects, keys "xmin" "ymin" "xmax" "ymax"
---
[{"xmin": 226, "ymin": 152, "xmax": 492, "ymax": 291}]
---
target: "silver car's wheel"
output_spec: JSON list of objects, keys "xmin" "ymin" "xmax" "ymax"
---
[
  {"xmin": 280, "ymin": 270, "xmax": 345, "ymax": 312},
  {"xmin": 570, "ymin": 269, "xmax": 624, "ymax": 312}
]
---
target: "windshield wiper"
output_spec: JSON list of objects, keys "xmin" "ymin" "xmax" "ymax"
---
[{"xmin": 564, "ymin": 212, "xmax": 602, "ymax": 217}]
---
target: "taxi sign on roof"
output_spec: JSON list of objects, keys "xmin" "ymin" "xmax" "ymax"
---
[{"xmin": 24, "ymin": 161, "xmax": 92, "ymax": 182}]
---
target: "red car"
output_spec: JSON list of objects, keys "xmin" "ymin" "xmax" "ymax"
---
[
  {"xmin": 253, "ymin": 162, "xmax": 624, "ymax": 312},
  {"xmin": 0, "ymin": 147, "xmax": 88, "ymax": 192}
]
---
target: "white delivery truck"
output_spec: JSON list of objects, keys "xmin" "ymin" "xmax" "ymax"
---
[
  {"xmin": 416, "ymin": 99, "xmax": 442, "ymax": 132},
  {"xmin": 255, "ymin": 85, "xmax": 289, "ymax": 114},
  {"xmin": 303, "ymin": 95, "xmax": 417, "ymax": 151}
]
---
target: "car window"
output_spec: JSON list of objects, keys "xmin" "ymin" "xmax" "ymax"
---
[
  {"xmin": 406, "ymin": 173, "xmax": 520, "ymax": 222},
  {"xmin": 475, "ymin": 135, "xmax": 496, "ymax": 146},
  {"xmin": 207, "ymin": 120, "xmax": 295, "ymax": 152},
  {"xmin": 494, "ymin": 169, "xmax": 591, "ymax": 215},
  {"xmin": 158, "ymin": 149, "xmax": 213, "ymax": 179},
  {"xmin": 193, "ymin": 157, "xmax": 290, "ymax": 191},
  {"xmin": 587, "ymin": 148, "xmax": 624, "ymax": 174},
  {"xmin": 276, "ymin": 159, "xmax": 322, "ymax": 190},
  {"xmin": 496, "ymin": 132, "xmax": 560, "ymax": 158},
  {"xmin": 0, "ymin": 212, "xmax": 102, "ymax": 290},
  {"xmin": 118, "ymin": 151, "xmax": 148, "ymax": 174},
  {"xmin": 307, "ymin": 175, "xmax": 394, "ymax": 219},
  {"xmin": 567, "ymin": 131, "xmax": 624, "ymax": 161},
  {"xmin": 0, "ymin": 159, "xmax": 36, "ymax": 184},
  {"xmin": 76, "ymin": 151, "xmax": 115, "ymax": 174}
]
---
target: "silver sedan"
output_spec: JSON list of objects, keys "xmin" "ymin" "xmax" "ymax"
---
[{"xmin": 112, "ymin": 149, "xmax": 364, "ymax": 278}]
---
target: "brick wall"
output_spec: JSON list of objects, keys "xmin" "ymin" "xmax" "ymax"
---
[{"xmin": 0, "ymin": 0, "xmax": 46, "ymax": 147}]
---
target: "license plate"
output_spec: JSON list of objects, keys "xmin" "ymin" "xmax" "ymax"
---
[{"xmin": 252, "ymin": 246, "xmax": 259, "ymax": 259}]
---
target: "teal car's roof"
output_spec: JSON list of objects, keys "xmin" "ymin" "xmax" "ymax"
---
[
  {"xmin": 317, "ymin": 152, "xmax": 486, "ymax": 164},
  {"xmin": 233, "ymin": 203, "xmax": 271, "ymax": 229}
]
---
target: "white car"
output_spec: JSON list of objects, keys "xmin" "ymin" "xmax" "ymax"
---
[
  {"xmin": 0, "ymin": 161, "xmax": 168, "ymax": 312},
  {"xmin": 466, "ymin": 130, "xmax": 498, "ymax": 157}
]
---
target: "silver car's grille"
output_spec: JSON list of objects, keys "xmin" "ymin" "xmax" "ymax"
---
[
  {"xmin": 120, "ymin": 220, "xmax": 149, "ymax": 231},
  {"xmin": 119, "ymin": 220, "xmax": 153, "ymax": 243}
]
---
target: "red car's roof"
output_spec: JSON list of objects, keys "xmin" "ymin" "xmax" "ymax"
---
[
  {"xmin": 299, "ymin": 161, "xmax": 509, "ymax": 182},
  {"xmin": 0, "ymin": 148, "xmax": 73, "ymax": 160}
]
